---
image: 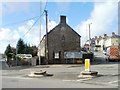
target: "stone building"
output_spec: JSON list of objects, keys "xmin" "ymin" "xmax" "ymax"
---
[{"xmin": 39, "ymin": 16, "xmax": 81, "ymax": 64}]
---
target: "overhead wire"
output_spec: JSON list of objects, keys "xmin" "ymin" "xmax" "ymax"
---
[
  {"xmin": 2, "ymin": 0, "xmax": 48, "ymax": 27},
  {"xmin": 3, "ymin": 1, "xmax": 48, "ymax": 46},
  {"xmin": 22, "ymin": 17, "xmax": 40, "ymax": 38},
  {"xmin": 23, "ymin": 0, "xmax": 48, "ymax": 38},
  {"xmin": 3, "ymin": 16, "xmax": 40, "ymax": 27}
]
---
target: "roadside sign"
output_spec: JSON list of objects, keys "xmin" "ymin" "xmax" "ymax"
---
[{"xmin": 64, "ymin": 52, "xmax": 82, "ymax": 59}]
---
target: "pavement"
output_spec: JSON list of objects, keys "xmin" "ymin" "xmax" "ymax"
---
[{"xmin": 1, "ymin": 52, "xmax": 120, "ymax": 88}]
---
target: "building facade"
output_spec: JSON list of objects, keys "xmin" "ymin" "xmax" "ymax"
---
[
  {"xmin": 39, "ymin": 16, "xmax": 81, "ymax": 64},
  {"xmin": 84, "ymin": 32, "xmax": 120, "ymax": 51}
]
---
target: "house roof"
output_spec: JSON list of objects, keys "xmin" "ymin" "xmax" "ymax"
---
[
  {"xmin": 47, "ymin": 23, "xmax": 81, "ymax": 37},
  {"xmin": 66, "ymin": 24, "xmax": 81, "ymax": 37},
  {"xmin": 111, "ymin": 35, "xmax": 120, "ymax": 38}
]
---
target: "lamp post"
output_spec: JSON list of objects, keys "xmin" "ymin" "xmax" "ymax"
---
[
  {"xmin": 16, "ymin": 45, "xmax": 18, "ymax": 66},
  {"xmin": 88, "ymin": 23, "xmax": 92, "ymax": 52},
  {"xmin": 38, "ymin": 0, "xmax": 42, "ymax": 65}
]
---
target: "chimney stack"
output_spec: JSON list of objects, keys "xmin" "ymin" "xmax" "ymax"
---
[
  {"xmin": 104, "ymin": 34, "xmax": 107, "ymax": 37},
  {"xmin": 95, "ymin": 36, "xmax": 97, "ymax": 39},
  {"xmin": 60, "ymin": 16, "xmax": 66, "ymax": 24},
  {"xmin": 99, "ymin": 36, "xmax": 102, "ymax": 38},
  {"xmin": 112, "ymin": 32, "xmax": 115, "ymax": 36}
]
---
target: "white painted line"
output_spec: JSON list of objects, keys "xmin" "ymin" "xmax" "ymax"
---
[
  {"xmin": 108, "ymin": 80, "xmax": 120, "ymax": 84},
  {"xmin": 67, "ymin": 68, "xmax": 75, "ymax": 69},
  {"xmin": 107, "ymin": 83, "xmax": 118, "ymax": 87},
  {"xmin": 76, "ymin": 78, "xmax": 92, "ymax": 81},
  {"xmin": 63, "ymin": 78, "xmax": 92, "ymax": 82},
  {"xmin": 63, "ymin": 79, "xmax": 118, "ymax": 87},
  {"xmin": 3, "ymin": 76, "xmax": 33, "ymax": 79},
  {"xmin": 112, "ymin": 74, "xmax": 120, "ymax": 76},
  {"xmin": 62, "ymin": 80, "xmax": 76, "ymax": 82}
]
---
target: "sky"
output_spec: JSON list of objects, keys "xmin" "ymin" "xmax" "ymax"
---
[{"xmin": 0, "ymin": 0, "xmax": 118, "ymax": 54}]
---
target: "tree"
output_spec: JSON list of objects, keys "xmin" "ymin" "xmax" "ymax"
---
[
  {"xmin": 31, "ymin": 46, "xmax": 38, "ymax": 56},
  {"xmin": 16, "ymin": 38, "xmax": 25, "ymax": 54},
  {"xmin": 16, "ymin": 38, "xmax": 38, "ymax": 57},
  {"xmin": 4, "ymin": 44, "xmax": 13, "ymax": 57},
  {"xmin": 4, "ymin": 44, "xmax": 13, "ymax": 66},
  {"xmin": 27, "ymin": 44, "xmax": 33, "ymax": 55},
  {"xmin": 24, "ymin": 44, "xmax": 38, "ymax": 56},
  {"xmin": 24, "ymin": 43, "xmax": 29, "ymax": 54}
]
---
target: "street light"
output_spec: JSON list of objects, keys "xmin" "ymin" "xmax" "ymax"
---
[
  {"xmin": 16, "ymin": 45, "xmax": 18, "ymax": 66},
  {"xmin": 88, "ymin": 23, "xmax": 92, "ymax": 41},
  {"xmin": 88, "ymin": 23, "xmax": 92, "ymax": 52},
  {"xmin": 38, "ymin": 0, "xmax": 42, "ymax": 65}
]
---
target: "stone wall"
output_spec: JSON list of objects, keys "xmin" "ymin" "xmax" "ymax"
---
[{"xmin": 47, "ymin": 23, "xmax": 81, "ymax": 64}]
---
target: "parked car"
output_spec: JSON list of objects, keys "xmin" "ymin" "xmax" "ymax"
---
[
  {"xmin": 23, "ymin": 54, "xmax": 32, "ymax": 59},
  {"xmin": 81, "ymin": 48, "xmax": 87, "ymax": 52},
  {"xmin": 17, "ymin": 54, "xmax": 32, "ymax": 60}
]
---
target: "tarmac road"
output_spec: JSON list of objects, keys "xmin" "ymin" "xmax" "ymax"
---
[{"xmin": 1, "ymin": 52, "xmax": 120, "ymax": 88}]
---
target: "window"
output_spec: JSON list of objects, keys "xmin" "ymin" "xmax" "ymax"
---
[{"xmin": 54, "ymin": 52, "xmax": 59, "ymax": 59}]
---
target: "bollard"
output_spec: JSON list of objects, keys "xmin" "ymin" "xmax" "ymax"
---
[
  {"xmin": 85, "ymin": 59, "xmax": 90, "ymax": 72},
  {"xmin": 78, "ymin": 59, "xmax": 98, "ymax": 78}
]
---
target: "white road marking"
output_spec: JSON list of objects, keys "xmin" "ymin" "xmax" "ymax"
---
[
  {"xmin": 107, "ymin": 83, "xmax": 118, "ymax": 87},
  {"xmin": 3, "ymin": 76, "xmax": 33, "ymax": 79},
  {"xmin": 63, "ymin": 79, "xmax": 118, "ymax": 87},
  {"xmin": 62, "ymin": 80, "xmax": 76, "ymax": 82},
  {"xmin": 76, "ymin": 78, "xmax": 92, "ymax": 81},
  {"xmin": 67, "ymin": 68, "xmax": 76, "ymax": 69},
  {"xmin": 108, "ymin": 80, "xmax": 120, "ymax": 84},
  {"xmin": 63, "ymin": 78, "xmax": 92, "ymax": 82}
]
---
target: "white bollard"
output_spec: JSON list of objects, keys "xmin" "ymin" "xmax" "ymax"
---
[{"xmin": 85, "ymin": 59, "xmax": 90, "ymax": 72}]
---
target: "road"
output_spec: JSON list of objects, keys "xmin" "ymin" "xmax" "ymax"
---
[{"xmin": 1, "ymin": 52, "xmax": 120, "ymax": 88}]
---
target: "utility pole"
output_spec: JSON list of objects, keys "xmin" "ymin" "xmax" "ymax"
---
[
  {"xmin": 38, "ymin": 1, "xmax": 42, "ymax": 65},
  {"xmin": 44, "ymin": 10, "xmax": 48, "ymax": 64}
]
